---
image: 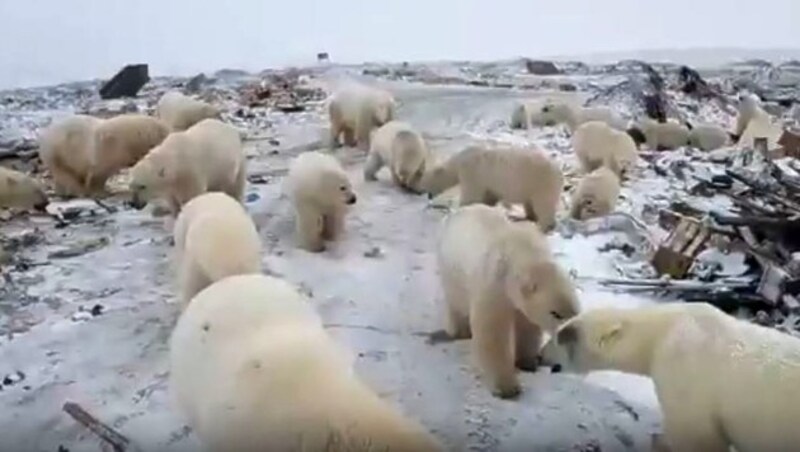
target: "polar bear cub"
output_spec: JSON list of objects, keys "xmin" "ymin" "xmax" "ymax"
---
[
  {"xmin": 539, "ymin": 102, "xmax": 627, "ymax": 132},
  {"xmin": 328, "ymin": 84, "xmax": 395, "ymax": 150},
  {"xmin": 687, "ymin": 123, "xmax": 730, "ymax": 151},
  {"xmin": 170, "ymin": 273, "xmax": 443, "ymax": 452},
  {"xmin": 572, "ymin": 121, "xmax": 638, "ymax": 178},
  {"xmin": 156, "ymin": 91, "xmax": 220, "ymax": 132},
  {"xmin": 364, "ymin": 120, "xmax": 430, "ymax": 192},
  {"xmin": 172, "ymin": 192, "xmax": 261, "ymax": 306},
  {"xmin": 419, "ymin": 145, "xmax": 563, "ymax": 231},
  {"xmin": 544, "ymin": 302, "xmax": 800, "ymax": 452},
  {"xmin": 628, "ymin": 118, "xmax": 690, "ymax": 151},
  {"xmin": 734, "ymin": 94, "xmax": 783, "ymax": 150},
  {"xmin": 569, "ymin": 166, "xmax": 620, "ymax": 220},
  {"xmin": 129, "ymin": 118, "xmax": 246, "ymax": 216},
  {"xmin": 510, "ymin": 100, "xmax": 550, "ymax": 129},
  {"xmin": 39, "ymin": 114, "xmax": 169, "ymax": 197},
  {"xmin": 0, "ymin": 167, "xmax": 48, "ymax": 211},
  {"xmin": 286, "ymin": 151, "xmax": 357, "ymax": 252},
  {"xmin": 436, "ymin": 205, "xmax": 580, "ymax": 398}
]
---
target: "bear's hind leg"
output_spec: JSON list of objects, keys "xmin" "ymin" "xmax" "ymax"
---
[
  {"xmin": 441, "ymin": 272, "xmax": 471, "ymax": 340},
  {"xmin": 514, "ymin": 311, "xmax": 542, "ymax": 372},
  {"xmin": 179, "ymin": 259, "xmax": 212, "ymax": 306},
  {"xmin": 363, "ymin": 151, "xmax": 384, "ymax": 181},
  {"xmin": 471, "ymin": 294, "xmax": 519, "ymax": 399},
  {"xmin": 343, "ymin": 127, "xmax": 358, "ymax": 148}
]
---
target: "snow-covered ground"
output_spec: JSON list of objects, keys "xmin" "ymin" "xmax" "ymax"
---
[{"xmin": 1, "ymin": 73, "xmax": 744, "ymax": 451}]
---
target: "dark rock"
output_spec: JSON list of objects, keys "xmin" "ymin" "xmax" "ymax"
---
[
  {"xmin": 524, "ymin": 59, "xmax": 561, "ymax": 75},
  {"xmin": 99, "ymin": 64, "xmax": 149, "ymax": 99},
  {"xmin": 184, "ymin": 73, "xmax": 208, "ymax": 94}
]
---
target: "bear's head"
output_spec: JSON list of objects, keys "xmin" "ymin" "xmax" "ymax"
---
[
  {"xmin": 392, "ymin": 131, "xmax": 428, "ymax": 193},
  {"xmin": 418, "ymin": 164, "xmax": 458, "ymax": 199},
  {"xmin": 570, "ymin": 193, "xmax": 603, "ymax": 221},
  {"xmin": 539, "ymin": 102, "xmax": 573, "ymax": 127},
  {"xmin": 375, "ymin": 96, "xmax": 396, "ymax": 126},
  {"xmin": 318, "ymin": 169, "xmax": 356, "ymax": 207},
  {"xmin": 543, "ymin": 305, "xmax": 697, "ymax": 376},
  {"xmin": 128, "ymin": 151, "xmax": 170, "ymax": 210},
  {"xmin": 493, "ymin": 225, "xmax": 580, "ymax": 332},
  {"xmin": 3, "ymin": 173, "xmax": 48, "ymax": 211},
  {"xmin": 625, "ymin": 126, "xmax": 647, "ymax": 147}
]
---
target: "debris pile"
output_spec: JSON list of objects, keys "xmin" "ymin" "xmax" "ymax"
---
[{"xmin": 239, "ymin": 71, "xmax": 326, "ymax": 113}]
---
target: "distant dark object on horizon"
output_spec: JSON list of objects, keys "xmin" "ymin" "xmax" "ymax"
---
[
  {"xmin": 524, "ymin": 59, "xmax": 561, "ymax": 75},
  {"xmin": 317, "ymin": 52, "xmax": 330, "ymax": 62},
  {"xmin": 185, "ymin": 73, "xmax": 208, "ymax": 94},
  {"xmin": 99, "ymin": 64, "xmax": 149, "ymax": 100}
]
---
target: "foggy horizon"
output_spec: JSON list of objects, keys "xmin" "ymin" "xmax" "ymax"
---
[{"xmin": 1, "ymin": 0, "xmax": 798, "ymax": 89}]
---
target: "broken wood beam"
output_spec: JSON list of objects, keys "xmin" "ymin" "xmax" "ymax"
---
[
  {"xmin": 63, "ymin": 402, "xmax": 137, "ymax": 452},
  {"xmin": 651, "ymin": 216, "xmax": 711, "ymax": 278}
]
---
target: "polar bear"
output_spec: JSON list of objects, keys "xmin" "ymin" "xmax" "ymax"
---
[
  {"xmin": 39, "ymin": 114, "xmax": 169, "ymax": 197},
  {"xmin": 286, "ymin": 151, "xmax": 357, "ymax": 252},
  {"xmin": 172, "ymin": 192, "xmax": 261, "ymax": 306},
  {"xmin": 418, "ymin": 145, "xmax": 563, "ymax": 231},
  {"xmin": 733, "ymin": 95, "xmax": 783, "ymax": 150},
  {"xmin": 128, "ymin": 118, "xmax": 245, "ymax": 216},
  {"xmin": 0, "ymin": 166, "xmax": 48, "ymax": 211},
  {"xmin": 628, "ymin": 118, "xmax": 690, "ymax": 151},
  {"xmin": 170, "ymin": 273, "xmax": 443, "ymax": 452},
  {"xmin": 687, "ymin": 123, "xmax": 730, "ymax": 151},
  {"xmin": 538, "ymin": 101, "xmax": 627, "ymax": 133},
  {"xmin": 544, "ymin": 302, "xmax": 800, "ymax": 452},
  {"xmin": 733, "ymin": 93, "xmax": 766, "ymax": 140},
  {"xmin": 569, "ymin": 166, "xmax": 620, "ymax": 220},
  {"xmin": 509, "ymin": 100, "xmax": 550, "ymax": 129},
  {"xmin": 328, "ymin": 84, "xmax": 395, "ymax": 151},
  {"xmin": 436, "ymin": 204, "xmax": 579, "ymax": 398},
  {"xmin": 156, "ymin": 91, "xmax": 220, "ymax": 132},
  {"xmin": 572, "ymin": 121, "xmax": 638, "ymax": 178},
  {"xmin": 363, "ymin": 120, "xmax": 430, "ymax": 192}
]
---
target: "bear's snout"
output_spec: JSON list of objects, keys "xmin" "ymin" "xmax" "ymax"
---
[
  {"xmin": 346, "ymin": 194, "xmax": 357, "ymax": 205},
  {"xmin": 34, "ymin": 200, "xmax": 49, "ymax": 212},
  {"xmin": 128, "ymin": 196, "xmax": 147, "ymax": 210}
]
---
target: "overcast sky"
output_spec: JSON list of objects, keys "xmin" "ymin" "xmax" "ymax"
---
[{"xmin": 0, "ymin": 0, "xmax": 798, "ymax": 89}]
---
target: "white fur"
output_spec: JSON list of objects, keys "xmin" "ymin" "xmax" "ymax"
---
[
  {"xmin": 735, "ymin": 96, "xmax": 782, "ymax": 150},
  {"xmin": 510, "ymin": 100, "xmax": 550, "ymax": 129},
  {"xmin": 328, "ymin": 84, "xmax": 395, "ymax": 150},
  {"xmin": 539, "ymin": 102, "xmax": 627, "ymax": 132},
  {"xmin": 40, "ymin": 114, "xmax": 169, "ymax": 197},
  {"xmin": 156, "ymin": 91, "xmax": 220, "ymax": 132},
  {"xmin": 419, "ymin": 145, "xmax": 563, "ymax": 231},
  {"xmin": 286, "ymin": 151, "xmax": 357, "ymax": 252},
  {"xmin": 688, "ymin": 124, "xmax": 729, "ymax": 151},
  {"xmin": 436, "ymin": 204, "xmax": 580, "ymax": 398},
  {"xmin": 364, "ymin": 120, "xmax": 431, "ymax": 192},
  {"xmin": 637, "ymin": 118, "xmax": 690, "ymax": 150},
  {"xmin": 572, "ymin": 121, "xmax": 638, "ymax": 178},
  {"xmin": 569, "ymin": 166, "xmax": 620, "ymax": 220},
  {"xmin": 547, "ymin": 303, "xmax": 800, "ymax": 452},
  {"xmin": 0, "ymin": 167, "xmax": 48, "ymax": 211},
  {"xmin": 170, "ymin": 274, "xmax": 442, "ymax": 452},
  {"xmin": 129, "ymin": 119, "xmax": 246, "ymax": 216},
  {"xmin": 172, "ymin": 192, "xmax": 261, "ymax": 306}
]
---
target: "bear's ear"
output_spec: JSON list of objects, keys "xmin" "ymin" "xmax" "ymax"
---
[{"xmin": 598, "ymin": 321, "xmax": 626, "ymax": 348}]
